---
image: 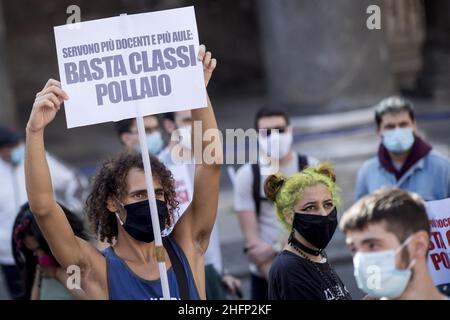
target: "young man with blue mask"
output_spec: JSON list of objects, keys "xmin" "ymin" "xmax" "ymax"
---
[
  {"xmin": 340, "ymin": 188, "xmax": 448, "ymax": 300},
  {"xmin": 0, "ymin": 126, "xmax": 88, "ymax": 299},
  {"xmin": 115, "ymin": 115, "xmax": 164, "ymax": 156},
  {"xmin": 355, "ymin": 96, "xmax": 450, "ymax": 201}
]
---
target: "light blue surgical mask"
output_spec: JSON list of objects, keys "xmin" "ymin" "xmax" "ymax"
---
[
  {"xmin": 10, "ymin": 143, "xmax": 25, "ymax": 166},
  {"xmin": 382, "ymin": 128, "xmax": 414, "ymax": 153},
  {"xmin": 353, "ymin": 237, "xmax": 416, "ymax": 299},
  {"xmin": 146, "ymin": 131, "xmax": 164, "ymax": 155}
]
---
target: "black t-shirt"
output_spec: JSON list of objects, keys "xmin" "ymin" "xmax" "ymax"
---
[{"xmin": 269, "ymin": 250, "xmax": 352, "ymax": 300}]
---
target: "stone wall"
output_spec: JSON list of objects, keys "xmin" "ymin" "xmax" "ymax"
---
[{"xmin": 257, "ymin": 0, "xmax": 395, "ymax": 112}]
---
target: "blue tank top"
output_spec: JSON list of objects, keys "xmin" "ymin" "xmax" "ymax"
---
[{"xmin": 103, "ymin": 236, "xmax": 200, "ymax": 300}]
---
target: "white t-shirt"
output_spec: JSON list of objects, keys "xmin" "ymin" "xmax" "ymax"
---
[
  {"xmin": 158, "ymin": 147, "xmax": 223, "ymax": 273},
  {"xmin": 0, "ymin": 154, "xmax": 88, "ymax": 265},
  {"xmin": 233, "ymin": 152, "xmax": 318, "ymax": 275}
]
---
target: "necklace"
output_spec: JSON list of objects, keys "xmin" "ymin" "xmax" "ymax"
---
[{"xmin": 289, "ymin": 240, "xmax": 347, "ymax": 300}]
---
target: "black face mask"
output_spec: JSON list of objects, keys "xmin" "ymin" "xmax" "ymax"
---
[
  {"xmin": 292, "ymin": 207, "xmax": 338, "ymax": 251},
  {"xmin": 118, "ymin": 199, "xmax": 168, "ymax": 243}
]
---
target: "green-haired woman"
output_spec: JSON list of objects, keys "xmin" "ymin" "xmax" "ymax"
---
[{"xmin": 264, "ymin": 163, "xmax": 351, "ymax": 300}]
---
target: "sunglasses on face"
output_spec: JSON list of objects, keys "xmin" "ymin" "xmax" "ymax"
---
[{"xmin": 259, "ymin": 127, "xmax": 288, "ymax": 136}]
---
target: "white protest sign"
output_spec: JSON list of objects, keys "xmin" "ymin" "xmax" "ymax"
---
[
  {"xmin": 54, "ymin": 6, "xmax": 206, "ymax": 128},
  {"xmin": 425, "ymin": 198, "xmax": 450, "ymax": 288}
]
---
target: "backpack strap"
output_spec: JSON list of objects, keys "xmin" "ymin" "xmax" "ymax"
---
[
  {"xmin": 163, "ymin": 237, "xmax": 190, "ymax": 300},
  {"xmin": 252, "ymin": 154, "xmax": 308, "ymax": 218},
  {"xmin": 251, "ymin": 163, "xmax": 261, "ymax": 217},
  {"xmin": 298, "ymin": 154, "xmax": 308, "ymax": 171}
]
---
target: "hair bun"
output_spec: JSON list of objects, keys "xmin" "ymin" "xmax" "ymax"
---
[
  {"xmin": 313, "ymin": 162, "xmax": 336, "ymax": 182},
  {"xmin": 264, "ymin": 174, "xmax": 285, "ymax": 202}
]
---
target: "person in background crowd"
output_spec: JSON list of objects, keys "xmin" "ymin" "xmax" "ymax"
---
[
  {"xmin": 159, "ymin": 111, "xmax": 241, "ymax": 299},
  {"xmin": 114, "ymin": 115, "xmax": 164, "ymax": 156},
  {"xmin": 0, "ymin": 126, "xmax": 88, "ymax": 299},
  {"xmin": 355, "ymin": 96, "xmax": 450, "ymax": 201},
  {"xmin": 12, "ymin": 202, "xmax": 89, "ymax": 299}
]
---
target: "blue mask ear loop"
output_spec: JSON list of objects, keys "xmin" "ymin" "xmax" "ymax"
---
[{"xmin": 395, "ymin": 235, "xmax": 417, "ymax": 270}]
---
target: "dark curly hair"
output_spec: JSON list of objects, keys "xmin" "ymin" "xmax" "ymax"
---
[
  {"xmin": 86, "ymin": 151, "xmax": 178, "ymax": 244},
  {"xmin": 12, "ymin": 202, "xmax": 89, "ymax": 300}
]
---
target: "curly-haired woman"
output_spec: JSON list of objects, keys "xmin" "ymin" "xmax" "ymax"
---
[
  {"xmin": 24, "ymin": 45, "xmax": 222, "ymax": 300},
  {"xmin": 264, "ymin": 163, "xmax": 352, "ymax": 300}
]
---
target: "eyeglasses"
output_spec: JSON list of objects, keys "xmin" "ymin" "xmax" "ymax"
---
[{"xmin": 259, "ymin": 127, "xmax": 288, "ymax": 136}]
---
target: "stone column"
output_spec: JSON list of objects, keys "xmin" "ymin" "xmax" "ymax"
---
[
  {"xmin": 383, "ymin": 0, "xmax": 426, "ymax": 91},
  {"xmin": 420, "ymin": 0, "xmax": 450, "ymax": 101},
  {"xmin": 257, "ymin": 0, "xmax": 395, "ymax": 112},
  {"xmin": 0, "ymin": 1, "xmax": 15, "ymax": 126}
]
